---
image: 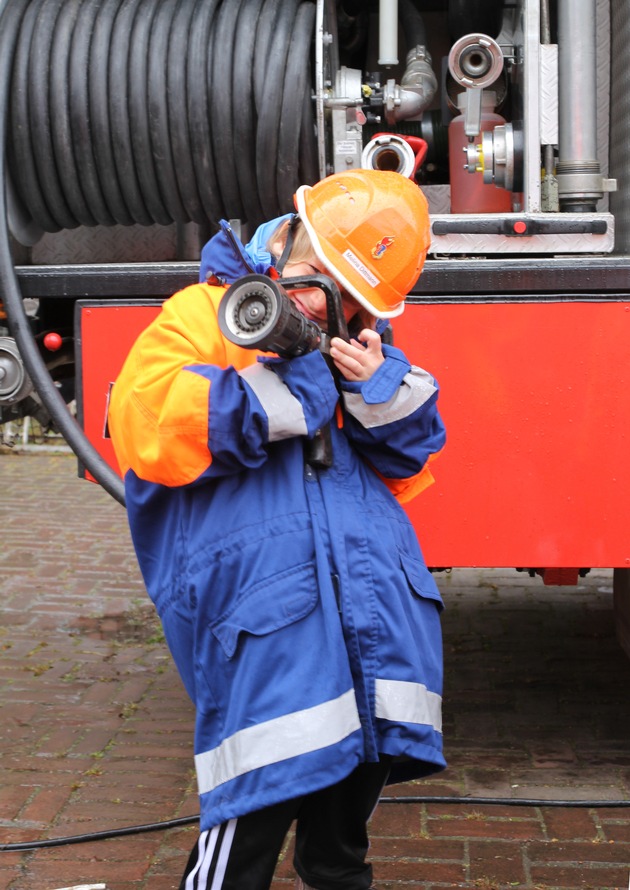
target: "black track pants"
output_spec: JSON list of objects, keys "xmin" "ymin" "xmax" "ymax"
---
[{"xmin": 178, "ymin": 758, "xmax": 391, "ymax": 890}]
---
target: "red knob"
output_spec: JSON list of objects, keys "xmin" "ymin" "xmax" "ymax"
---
[{"xmin": 43, "ymin": 332, "xmax": 63, "ymax": 351}]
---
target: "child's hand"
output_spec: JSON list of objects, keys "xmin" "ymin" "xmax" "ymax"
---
[{"xmin": 329, "ymin": 329, "xmax": 384, "ymax": 382}]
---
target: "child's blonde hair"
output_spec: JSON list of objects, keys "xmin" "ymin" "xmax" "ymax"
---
[{"xmin": 272, "ymin": 217, "xmax": 317, "ymax": 265}]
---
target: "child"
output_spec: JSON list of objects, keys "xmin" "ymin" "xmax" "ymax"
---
[{"xmin": 108, "ymin": 169, "xmax": 446, "ymax": 890}]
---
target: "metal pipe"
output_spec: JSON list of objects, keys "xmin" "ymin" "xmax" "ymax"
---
[
  {"xmin": 556, "ymin": 0, "xmax": 603, "ymax": 210},
  {"xmin": 558, "ymin": 0, "xmax": 598, "ymax": 163}
]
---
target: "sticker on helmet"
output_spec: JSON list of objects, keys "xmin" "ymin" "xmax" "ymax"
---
[
  {"xmin": 342, "ymin": 249, "xmax": 379, "ymax": 287},
  {"xmin": 371, "ymin": 236, "xmax": 395, "ymax": 259}
]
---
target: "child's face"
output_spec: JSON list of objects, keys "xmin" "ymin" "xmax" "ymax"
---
[{"xmin": 281, "ymin": 258, "xmax": 357, "ymax": 326}]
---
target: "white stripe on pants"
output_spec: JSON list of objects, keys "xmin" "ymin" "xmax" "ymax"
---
[{"xmin": 184, "ymin": 820, "xmax": 237, "ymax": 890}]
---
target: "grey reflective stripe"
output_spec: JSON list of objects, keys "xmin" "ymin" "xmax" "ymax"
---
[
  {"xmin": 375, "ymin": 678, "xmax": 442, "ymax": 734},
  {"xmin": 239, "ymin": 363, "xmax": 308, "ymax": 441},
  {"xmin": 195, "ymin": 689, "xmax": 361, "ymax": 795},
  {"xmin": 342, "ymin": 367, "xmax": 437, "ymax": 429}
]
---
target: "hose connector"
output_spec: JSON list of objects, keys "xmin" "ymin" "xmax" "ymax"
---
[
  {"xmin": 0, "ymin": 336, "xmax": 33, "ymax": 405},
  {"xmin": 383, "ymin": 45, "xmax": 437, "ymax": 124},
  {"xmin": 362, "ymin": 133, "xmax": 428, "ymax": 179}
]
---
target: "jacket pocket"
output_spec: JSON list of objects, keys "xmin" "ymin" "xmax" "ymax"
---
[
  {"xmin": 210, "ymin": 562, "xmax": 319, "ymax": 658},
  {"xmin": 399, "ymin": 551, "xmax": 444, "ymax": 610}
]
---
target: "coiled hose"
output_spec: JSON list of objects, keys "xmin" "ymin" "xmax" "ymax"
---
[
  {"xmin": 6, "ymin": 0, "xmax": 318, "ymax": 234},
  {"xmin": 0, "ymin": 0, "xmax": 318, "ymax": 504}
]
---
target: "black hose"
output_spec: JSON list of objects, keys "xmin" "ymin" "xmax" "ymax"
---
[
  {"xmin": 277, "ymin": 2, "xmax": 316, "ymax": 210},
  {"xmin": 9, "ymin": 0, "xmax": 60, "ymax": 233},
  {"xmin": 108, "ymin": 0, "xmax": 152, "ymax": 225},
  {"xmin": 69, "ymin": 0, "xmax": 114, "ymax": 227},
  {"xmin": 2, "ymin": 795, "xmax": 629, "ymax": 852},
  {"xmin": 1, "ymin": 0, "xmax": 318, "ymax": 500},
  {"xmin": 168, "ymin": 0, "xmax": 205, "ymax": 225},
  {"xmin": 5, "ymin": 0, "xmax": 318, "ymax": 232},
  {"xmin": 0, "ymin": 0, "xmax": 127, "ymax": 505},
  {"xmin": 31, "ymin": 0, "xmax": 78, "ymax": 231},
  {"xmin": 398, "ymin": 0, "xmax": 427, "ymax": 48},
  {"xmin": 90, "ymin": 0, "xmax": 131, "ymax": 225},
  {"xmin": 186, "ymin": 0, "xmax": 222, "ymax": 225},
  {"xmin": 232, "ymin": 0, "xmax": 267, "ymax": 226},
  {"xmin": 256, "ymin": 0, "xmax": 301, "ymax": 218},
  {"xmin": 53, "ymin": 0, "xmax": 96, "ymax": 227},
  {"xmin": 209, "ymin": 0, "xmax": 244, "ymax": 220},
  {"xmin": 148, "ymin": 0, "xmax": 187, "ymax": 223},
  {"xmin": 448, "ymin": 0, "xmax": 504, "ymax": 42},
  {"xmin": 128, "ymin": 0, "xmax": 170, "ymax": 224},
  {"xmin": 253, "ymin": 0, "xmax": 284, "ymax": 113}
]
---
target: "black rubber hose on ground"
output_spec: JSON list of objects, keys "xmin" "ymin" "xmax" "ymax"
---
[{"xmin": 1, "ymin": 794, "xmax": 629, "ymax": 852}]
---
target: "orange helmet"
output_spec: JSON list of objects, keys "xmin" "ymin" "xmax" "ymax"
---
[{"xmin": 294, "ymin": 169, "xmax": 430, "ymax": 318}]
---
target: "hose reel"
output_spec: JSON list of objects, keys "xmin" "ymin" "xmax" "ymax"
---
[
  {"xmin": 0, "ymin": 0, "xmax": 321, "ymax": 503},
  {"xmin": 5, "ymin": 0, "xmax": 319, "ymax": 241}
]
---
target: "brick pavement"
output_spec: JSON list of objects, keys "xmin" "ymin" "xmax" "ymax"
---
[{"xmin": 1, "ymin": 452, "xmax": 629, "ymax": 890}]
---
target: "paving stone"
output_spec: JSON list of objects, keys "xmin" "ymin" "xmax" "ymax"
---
[
  {"xmin": 1, "ymin": 453, "xmax": 630, "ymax": 890},
  {"xmin": 543, "ymin": 807, "xmax": 601, "ymax": 841},
  {"xmin": 529, "ymin": 863, "xmax": 628, "ymax": 889},
  {"xmin": 468, "ymin": 839, "xmax": 529, "ymax": 885}
]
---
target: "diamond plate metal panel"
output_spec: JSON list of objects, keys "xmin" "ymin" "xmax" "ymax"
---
[
  {"xmin": 539, "ymin": 44, "xmax": 558, "ymax": 146},
  {"xmin": 423, "ymin": 185, "xmax": 451, "ymax": 215},
  {"xmin": 523, "ymin": 0, "xmax": 541, "ymax": 212},
  {"xmin": 31, "ymin": 223, "xmax": 200, "ymax": 265},
  {"xmin": 596, "ymin": 0, "xmax": 611, "ymax": 181}
]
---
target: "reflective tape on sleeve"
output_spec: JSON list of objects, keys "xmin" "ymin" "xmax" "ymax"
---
[
  {"xmin": 239, "ymin": 363, "xmax": 308, "ymax": 440},
  {"xmin": 342, "ymin": 367, "xmax": 437, "ymax": 429}
]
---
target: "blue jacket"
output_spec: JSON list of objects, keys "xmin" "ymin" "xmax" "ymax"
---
[{"xmin": 108, "ymin": 227, "xmax": 447, "ymax": 832}]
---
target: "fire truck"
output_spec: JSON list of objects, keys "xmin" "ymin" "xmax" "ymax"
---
[{"xmin": 1, "ymin": 0, "xmax": 630, "ymax": 653}]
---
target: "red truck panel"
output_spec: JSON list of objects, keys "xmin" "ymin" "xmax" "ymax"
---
[{"xmin": 78, "ymin": 299, "xmax": 630, "ymax": 570}]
